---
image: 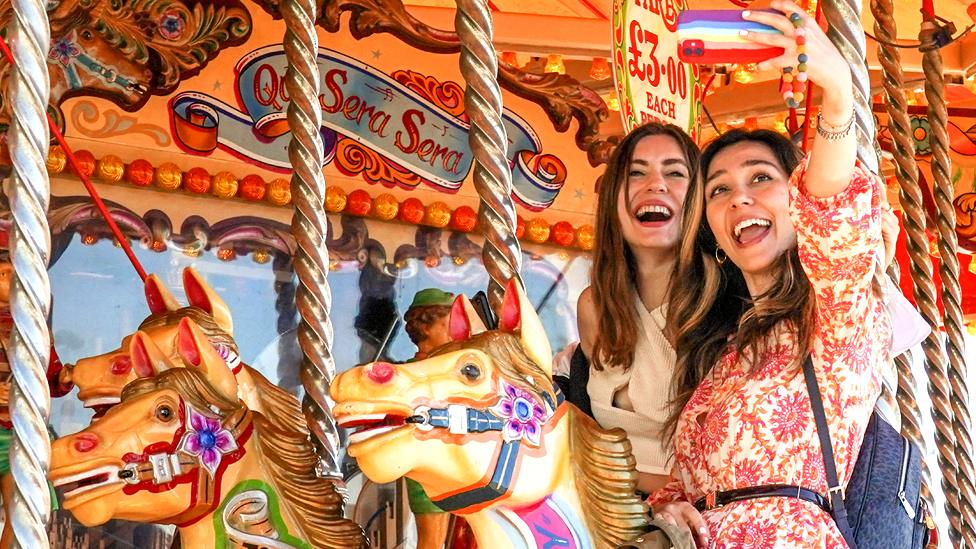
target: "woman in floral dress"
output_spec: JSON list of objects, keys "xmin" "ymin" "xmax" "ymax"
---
[{"xmin": 649, "ymin": 1, "xmax": 888, "ymax": 546}]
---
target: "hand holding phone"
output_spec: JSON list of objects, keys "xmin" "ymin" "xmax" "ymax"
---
[{"xmin": 677, "ymin": 10, "xmax": 784, "ymax": 65}]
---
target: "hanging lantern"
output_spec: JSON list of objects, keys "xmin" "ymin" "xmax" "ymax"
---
[
  {"xmin": 589, "ymin": 57, "xmax": 611, "ymax": 80},
  {"xmin": 399, "ymin": 197, "xmax": 425, "ymax": 224},
  {"xmin": 500, "ymin": 51, "xmax": 519, "ymax": 67},
  {"xmin": 969, "ymin": 2, "xmax": 976, "ymax": 23},
  {"xmin": 372, "ymin": 193, "xmax": 399, "ymax": 221},
  {"xmin": 126, "ymin": 159, "xmax": 155, "ymax": 187},
  {"xmin": 346, "ymin": 189, "xmax": 373, "ymax": 216},
  {"xmin": 216, "ymin": 247, "xmax": 236, "ymax": 261},
  {"xmin": 732, "ymin": 64, "xmax": 754, "ymax": 84},
  {"xmin": 46, "ymin": 147, "xmax": 67, "ymax": 174},
  {"xmin": 252, "ymin": 249, "xmax": 271, "ymax": 264},
  {"xmin": 182, "ymin": 167, "xmax": 211, "ymax": 194},
  {"xmin": 605, "ymin": 94, "xmax": 620, "ymax": 112},
  {"xmin": 95, "ymin": 155, "xmax": 125, "ymax": 183},
  {"xmin": 773, "ymin": 116, "xmax": 788, "ymax": 134},
  {"xmin": 211, "ymin": 171, "xmax": 239, "ymax": 198},
  {"xmin": 325, "ymin": 186, "xmax": 347, "ymax": 213},
  {"xmin": 544, "ymin": 54, "xmax": 566, "ymax": 75}
]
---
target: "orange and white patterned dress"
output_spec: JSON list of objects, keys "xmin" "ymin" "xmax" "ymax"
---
[{"xmin": 649, "ymin": 160, "xmax": 890, "ymax": 547}]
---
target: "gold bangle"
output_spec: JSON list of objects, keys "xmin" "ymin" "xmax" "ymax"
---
[{"xmin": 816, "ymin": 110, "xmax": 855, "ymax": 141}]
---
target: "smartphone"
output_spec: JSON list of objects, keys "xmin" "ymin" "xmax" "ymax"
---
[{"xmin": 677, "ymin": 9, "xmax": 784, "ymax": 65}]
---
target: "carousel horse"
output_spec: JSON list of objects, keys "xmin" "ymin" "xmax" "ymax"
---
[
  {"xmin": 50, "ymin": 317, "xmax": 367, "ymax": 548},
  {"xmin": 0, "ymin": 0, "xmax": 250, "ymax": 130},
  {"xmin": 66, "ymin": 267, "xmax": 302, "ymax": 435},
  {"xmin": 330, "ymin": 280, "xmax": 648, "ymax": 549}
]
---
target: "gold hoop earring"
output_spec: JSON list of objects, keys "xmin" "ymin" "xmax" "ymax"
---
[{"xmin": 714, "ymin": 247, "xmax": 727, "ymax": 265}]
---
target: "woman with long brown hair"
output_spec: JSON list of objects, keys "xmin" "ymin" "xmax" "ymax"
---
[
  {"xmin": 565, "ymin": 120, "xmax": 700, "ymax": 495},
  {"xmin": 649, "ymin": 1, "xmax": 889, "ymax": 545}
]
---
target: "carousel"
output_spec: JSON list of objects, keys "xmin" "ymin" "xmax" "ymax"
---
[{"xmin": 0, "ymin": 0, "xmax": 971, "ymax": 546}]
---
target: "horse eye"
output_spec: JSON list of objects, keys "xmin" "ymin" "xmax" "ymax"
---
[
  {"xmin": 460, "ymin": 363, "xmax": 481, "ymax": 381},
  {"xmin": 155, "ymin": 405, "xmax": 174, "ymax": 422}
]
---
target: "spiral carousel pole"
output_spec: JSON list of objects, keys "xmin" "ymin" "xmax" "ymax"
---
[
  {"xmin": 454, "ymin": 0, "xmax": 522, "ymax": 309},
  {"xmin": 920, "ymin": 14, "xmax": 976, "ymax": 543},
  {"xmin": 870, "ymin": 0, "xmax": 935, "ymax": 505},
  {"xmin": 5, "ymin": 0, "xmax": 54, "ymax": 542},
  {"xmin": 822, "ymin": 0, "xmax": 878, "ymax": 173},
  {"xmin": 283, "ymin": 0, "xmax": 341, "ymax": 476}
]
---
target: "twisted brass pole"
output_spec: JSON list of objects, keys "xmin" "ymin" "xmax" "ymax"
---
[
  {"xmin": 6, "ymin": 0, "xmax": 53, "ymax": 543},
  {"xmin": 921, "ymin": 20, "xmax": 975, "ymax": 544},
  {"xmin": 870, "ymin": 0, "xmax": 935, "ymax": 508},
  {"xmin": 454, "ymin": 0, "xmax": 522, "ymax": 310},
  {"xmin": 283, "ymin": 0, "xmax": 341, "ymax": 476},
  {"xmin": 822, "ymin": 0, "xmax": 879, "ymax": 173}
]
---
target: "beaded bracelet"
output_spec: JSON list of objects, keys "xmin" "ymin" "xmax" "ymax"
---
[
  {"xmin": 782, "ymin": 13, "xmax": 808, "ymax": 109},
  {"xmin": 816, "ymin": 110, "xmax": 856, "ymax": 141}
]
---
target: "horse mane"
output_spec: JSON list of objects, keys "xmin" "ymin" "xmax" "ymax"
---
[
  {"xmin": 434, "ymin": 331, "xmax": 648, "ymax": 547},
  {"xmin": 138, "ymin": 307, "xmax": 312, "ymax": 440},
  {"xmin": 122, "ymin": 369, "xmax": 366, "ymax": 548},
  {"xmin": 568, "ymin": 410, "xmax": 648, "ymax": 547}
]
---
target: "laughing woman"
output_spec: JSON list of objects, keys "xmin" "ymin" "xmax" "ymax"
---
[
  {"xmin": 649, "ymin": 1, "xmax": 889, "ymax": 546},
  {"xmin": 570, "ymin": 121, "xmax": 700, "ymax": 495}
]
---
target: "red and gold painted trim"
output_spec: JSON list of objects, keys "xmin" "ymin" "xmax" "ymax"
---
[{"xmin": 45, "ymin": 146, "xmax": 595, "ymax": 251}]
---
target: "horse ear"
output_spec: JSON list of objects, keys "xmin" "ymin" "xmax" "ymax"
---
[
  {"xmin": 129, "ymin": 331, "xmax": 173, "ymax": 378},
  {"xmin": 176, "ymin": 317, "xmax": 238, "ymax": 401},
  {"xmin": 183, "ymin": 268, "xmax": 234, "ymax": 334},
  {"xmin": 501, "ymin": 279, "xmax": 552, "ymax": 377},
  {"xmin": 448, "ymin": 295, "xmax": 487, "ymax": 341},
  {"xmin": 144, "ymin": 274, "xmax": 180, "ymax": 314}
]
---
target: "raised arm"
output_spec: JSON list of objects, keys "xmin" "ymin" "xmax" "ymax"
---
[{"xmin": 743, "ymin": 0, "xmax": 856, "ymax": 197}]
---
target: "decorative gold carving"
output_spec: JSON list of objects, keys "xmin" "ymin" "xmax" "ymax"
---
[
  {"xmin": 309, "ymin": 0, "xmax": 615, "ymax": 165},
  {"xmin": 69, "ymin": 100, "xmax": 171, "ymax": 146}
]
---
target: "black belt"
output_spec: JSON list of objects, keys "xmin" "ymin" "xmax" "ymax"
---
[{"xmin": 694, "ymin": 484, "xmax": 831, "ymax": 515}]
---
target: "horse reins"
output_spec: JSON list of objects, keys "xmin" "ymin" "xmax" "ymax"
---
[
  {"xmin": 117, "ymin": 400, "xmax": 252, "ymax": 527},
  {"xmin": 405, "ymin": 387, "xmax": 565, "ymax": 513}
]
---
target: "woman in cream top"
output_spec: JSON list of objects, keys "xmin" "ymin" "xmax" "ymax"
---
[
  {"xmin": 576, "ymin": 121, "xmax": 700, "ymax": 494},
  {"xmin": 586, "ymin": 300, "xmax": 675, "ymax": 476}
]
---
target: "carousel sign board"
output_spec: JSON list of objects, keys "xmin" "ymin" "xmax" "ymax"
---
[
  {"xmin": 611, "ymin": 0, "xmax": 702, "ymax": 138},
  {"xmin": 170, "ymin": 46, "xmax": 567, "ymax": 211}
]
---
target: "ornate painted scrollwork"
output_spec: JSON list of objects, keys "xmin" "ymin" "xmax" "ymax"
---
[{"xmin": 258, "ymin": 0, "xmax": 616, "ymax": 166}]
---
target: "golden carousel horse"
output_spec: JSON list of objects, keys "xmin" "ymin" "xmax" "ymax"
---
[
  {"xmin": 50, "ymin": 317, "xmax": 366, "ymax": 548},
  {"xmin": 331, "ymin": 280, "xmax": 648, "ymax": 549},
  {"xmin": 66, "ymin": 267, "xmax": 300, "ymax": 432}
]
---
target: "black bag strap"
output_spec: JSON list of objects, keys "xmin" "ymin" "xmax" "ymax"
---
[{"xmin": 802, "ymin": 356, "xmax": 858, "ymax": 549}]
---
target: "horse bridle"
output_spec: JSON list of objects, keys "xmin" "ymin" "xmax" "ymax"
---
[
  {"xmin": 117, "ymin": 400, "xmax": 252, "ymax": 527},
  {"xmin": 407, "ymin": 385, "xmax": 565, "ymax": 513}
]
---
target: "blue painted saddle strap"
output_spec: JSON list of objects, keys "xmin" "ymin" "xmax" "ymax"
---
[{"xmin": 432, "ymin": 439, "xmax": 521, "ymax": 512}]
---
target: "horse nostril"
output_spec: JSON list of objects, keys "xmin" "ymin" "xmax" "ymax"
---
[
  {"xmin": 73, "ymin": 433, "xmax": 99, "ymax": 453},
  {"xmin": 366, "ymin": 362, "xmax": 395, "ymax": 384},
  {"xmin": 111, "ymin": 355, "xmax": 133, "ymax": 376}
]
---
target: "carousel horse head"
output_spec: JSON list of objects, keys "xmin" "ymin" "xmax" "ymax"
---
[
  {"xmin": 69, "ymin": 268, "xmax": 238, "ymax": 417},
  {"xmin": 331, "ymin": 280, "xmax": 648, "ymax": 549},
  {"xmin": 51, "ymin": 317, "xmax": 366, "ymax": 548},
  {"xmin": 0, "ymin": 0, "xmax": 249, "ymax": 128}
]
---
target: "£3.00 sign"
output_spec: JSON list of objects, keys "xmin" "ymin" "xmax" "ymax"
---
[{"xmin": 612, "ymin": 0, "xmax": 702, "ymax": 139}]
